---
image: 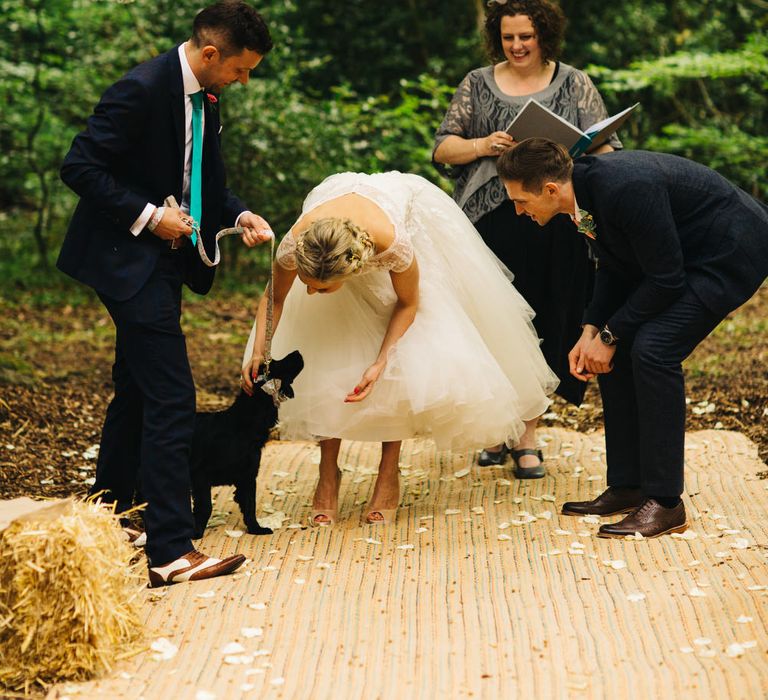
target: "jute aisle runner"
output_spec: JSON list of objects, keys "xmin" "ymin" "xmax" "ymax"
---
[{"xmin": 47, "ymin": 429, "xmax": 768, "ymax": 700}]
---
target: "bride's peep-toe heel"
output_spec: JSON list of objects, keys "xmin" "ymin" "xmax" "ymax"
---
[
  {"xmin": 310, "ymin": 470, "xmax": 342, "ymax": 527},
  {"xmin": 364, "ymin": 507, "xmax": 398, "ymax": 525}
]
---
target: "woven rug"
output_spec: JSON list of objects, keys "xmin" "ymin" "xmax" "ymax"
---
[{"xmin": 46, "ymin": 429, "xmax": 767, "ymax": 700}]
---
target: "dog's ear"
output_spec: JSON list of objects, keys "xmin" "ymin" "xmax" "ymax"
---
[{"xmin": 268, "ymin": 350, "xmax": 304, "ymax": 384}]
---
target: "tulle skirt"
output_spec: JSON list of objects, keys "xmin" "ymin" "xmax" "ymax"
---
[{"xmin": 243, "ymin": 172, "xmax": 558, "ymax": 452}]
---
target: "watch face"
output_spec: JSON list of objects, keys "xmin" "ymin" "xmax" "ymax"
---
[{"xmin": 600, "ymin": 329, "xmax": 613, "ymax": 345}]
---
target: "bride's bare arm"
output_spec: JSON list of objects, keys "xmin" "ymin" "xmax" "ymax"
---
[
  {"xmin": 345, "ymin": 257, "xmax": 420, "ymax": 403},
  {"xmin": 241, "ymin": 261, "xmax": 297, "ymax": 394}
]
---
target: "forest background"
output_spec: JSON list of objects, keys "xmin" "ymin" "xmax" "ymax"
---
[
  {"xmin": 1, "ymin": 1, "xmax": 767, "ymax": 499},
  {"xmin": 1, "ymin": 0, "xmax": 767, "ymax": 288}
]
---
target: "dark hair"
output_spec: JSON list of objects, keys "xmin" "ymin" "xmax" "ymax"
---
[
  {"xmin": 484, "ymin": 0, "xmax": 565, "ymax": 64},
  {"xmin": 192, "ymin": 1, "xmax": 273, "ymax": 58},
  {"xmin": 496, "ymin": 137, "xmax": 573, "ymax": 192}
]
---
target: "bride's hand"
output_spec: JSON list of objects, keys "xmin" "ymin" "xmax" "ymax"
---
[
  {"xmin": 345, "ymin": 361, "xmax": 385, "ymax": 403},
  {"xmin": 241, "ymin": 354, "xmax": 264, "ymax": 396}
]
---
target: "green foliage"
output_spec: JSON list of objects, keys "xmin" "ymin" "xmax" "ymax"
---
[{"xmin": 0, "ymin": 0, "xmax": 766, "ymax": 289}]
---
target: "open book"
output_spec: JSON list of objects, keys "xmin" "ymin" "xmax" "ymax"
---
[{"xmin": 506, "ymin": 99, "xmax": 639, "ymax": 157}]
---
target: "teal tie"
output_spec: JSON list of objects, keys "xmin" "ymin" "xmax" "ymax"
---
[{"xmin": 189, "ymin": 90, "xmax": 204, "ymax": 246}]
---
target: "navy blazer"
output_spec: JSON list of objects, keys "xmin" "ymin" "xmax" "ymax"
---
[
  {"xmin": 574, "ymin": 151, "xmax": 768, "ymax": 338},
  {"xmin": 58, "ymin": 47, "xmax": 246, "ymax": 300}
]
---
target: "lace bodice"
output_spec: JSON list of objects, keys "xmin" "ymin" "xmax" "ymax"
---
[{"xmin": 276, "ymin": 173, "xmax": 417, "ymax": 274}]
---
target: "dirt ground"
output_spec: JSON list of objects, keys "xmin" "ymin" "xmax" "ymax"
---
[{"xmin": 0, "ymin": 284, "xmax": 766, "ymax": 501}]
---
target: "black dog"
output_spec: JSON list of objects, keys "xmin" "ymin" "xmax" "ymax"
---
[{"xmin": 189, "ymin": 350, "xmax": 304, "ymax": 539}]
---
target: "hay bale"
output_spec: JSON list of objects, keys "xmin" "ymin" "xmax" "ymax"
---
[{"xmin": 0, "ymin": 498, "xmax": 145, "ymax": 695}]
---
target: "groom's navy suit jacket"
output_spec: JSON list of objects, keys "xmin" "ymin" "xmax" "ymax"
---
[
  {"xmin": 58, "ymin": 46, "xmax": 246, "ymax": 301},
  {"xmin": 573, "ymin": 151, "xmax": 768, "ymax": 339}
]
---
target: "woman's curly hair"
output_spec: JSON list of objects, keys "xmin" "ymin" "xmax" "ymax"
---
[{"xmin": 484, "ymin": 0, "xmax": 566, "ymax": 64}]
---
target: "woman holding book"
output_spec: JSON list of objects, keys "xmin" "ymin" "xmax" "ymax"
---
[{"xmin": 433, "ymin": 0, "xmax": 621, "ymax": 477}]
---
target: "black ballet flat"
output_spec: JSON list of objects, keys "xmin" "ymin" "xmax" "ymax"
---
[
  {"xmin": 477, "ymin": 445, "xmax": 509, "ymax": 466},
  {"xmin": 512, "ymin": 448, "xmax": 545, "ymax": 479}
]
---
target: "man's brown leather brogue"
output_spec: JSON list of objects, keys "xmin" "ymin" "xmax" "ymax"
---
[
  {"xmin": 597, "ymin": 498, "xmax": 687, "ymax": 539},
  {"xmin": 561, "ymin": 486, "xmax": 644, "ymax": 517}
]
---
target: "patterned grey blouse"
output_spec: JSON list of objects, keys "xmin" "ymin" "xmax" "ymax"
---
[{"xmin": 433, "ymin": 63, "xmax": 622, "ymax": 223}]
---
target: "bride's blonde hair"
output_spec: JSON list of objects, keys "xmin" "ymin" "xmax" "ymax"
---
[{"xmin": 295, "ymin": 218, "xmax": 375, "ymax": 281}]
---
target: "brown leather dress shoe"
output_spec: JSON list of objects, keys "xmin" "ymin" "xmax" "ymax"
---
[
  {"xmin": 561, "ymin": 486, "xmax": 644, "ymax": 516},
  {"xmin": 148, "ymin": 549, "xmax": 246, "ymax": 588},
  {"xmin": 597, "ymin": 499, "xmax": 687, "ymax": 539}
]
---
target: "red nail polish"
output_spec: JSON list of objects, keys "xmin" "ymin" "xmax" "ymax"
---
[{"xmin": 354, "ymin": 387, "xmax": 360, "ymax": 394}]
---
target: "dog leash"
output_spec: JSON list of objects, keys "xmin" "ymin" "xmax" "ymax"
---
[{"xmin": 162, "ymin": 196, "xmax": 278, "ymax": 383}]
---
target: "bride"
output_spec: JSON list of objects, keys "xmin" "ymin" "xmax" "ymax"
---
[{"xmin": 241, "ymin": 171, "xmax": 558, "ymax": 526}]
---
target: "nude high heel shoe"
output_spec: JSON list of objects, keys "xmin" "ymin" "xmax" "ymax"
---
[
  {"xmin": 310, "ymin": 470, "xmax": 342, "ymax": 527},
  {"xmin": 364, "ymin": 506, "xmax": 398, "ymax": 525}
]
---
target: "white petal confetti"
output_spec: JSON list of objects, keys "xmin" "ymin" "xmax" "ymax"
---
[
  {"xmin": 444, "ymin": 509, "xmax": 462, "ymax": 516},
  {"xmin": 497, "ymin": 479, "xmax": 512, "ymax": 486},
  {"xmin": 608, "ymin": 560, "xmax": 627, "ymax": 570},
  {"xmin": 365, "ymin": 538, "xmax": 382, "ymax": 545},
  {"xmin": 297, "ymin": 555, "xmax": 313, "ymax": 561},
  {"xmin": 698, "ymin": 648, "xmax": 717, "ymax": 658},
  {"xmin": 294, "ymin": 578, "xmax": 305, "ymax": 585},
  {"xmin": 742, "ymin": 640, "xmax": 757, "ymax": 649},
  {"xmin": 471, "ymin": 506, "xmax": 485, "ymax": 514},
  {"xmin": 416, "ymin": 527, "xmax": 429, "ymax": 534},
  {"xmin": 270, "ymin": 678, "xmax": 285, "ymax": 686},
  {"xmin": 726, "ymin": 643, "xmax": 745, "ymax": 658},
  {"xmin": 540, "ymin": 494, "xmax": 557, "ymax": 502},
  {"xmin": 260, "ymin": 565, "xmax": 278, "ymax": 572},
  {"xmin": 224, "ymin": 529, "xmax": 244, "ymax": 538},
  {"xmin": 150, "ymin": 637, "xmax": 178, "ymax": 661},
  {"xmin": 397, "ymin": 544, "xmax": 415, "ymax": 550},
  {"xmin": 454, "ymin": 468, "xmax": 471, "ymax": 478},
  {"xmin": 626, "ymin": 593, "xmax": 645, "ymax": 602},
  {"xmin": 693, "ymin": 637, "xmax": 712, "ymax": 646},
  {"xmin": 688, "ymin": 587, "xmax": 707, "ymax": 598},
  {"xmin": 224, "ymin": 654, "xmax": 254, "ymax": 665},
  {"xmin": 241, "ymin": 627, "xmax": 263, "ymax": 638},
  {"xmin": 579, "ymin": 515, "xmax": 601, "ymax": 525},
  {"xmin": 196, "ymin": 691, "xmax": 216, "ymax": 700},
  {"xmin": 536, "ymin": 511, "xmax": 553, "ymax": 520},
  {"xmin": 497, "ymin": 534, "xmax": 512, "ymax": 541},
  {"xmin": 670, "ymin": 530, "xmax": 697, "ymax": 540},
  {"xmin": 498, "ymin": 522, "xmax": 511, "ymax": 530},
  {"xmin": 730, "ymin": 538, "xmax": 750, "ymax": 550},
  {"xmin": 221, "ymin": 642, "xmax": 246, "ymax": 655},
  {"xmin": 196, "ymin": 590, "xmax": 215, "ymax": 599},
  {"xmin": 736, "ymin": 616, "xmax": 753, "ymax": 624},
  {"xmin": 553, "ymin": 529, "xmax": 572, "ymax": 536},
  {"xmin": 316, "ymin": 562, "xmax": 332, "ymax": 569},
  {"xmin": 248, "ymin": 602, "xmax": 267, "ymax": 610},
  {"xmin": 680, "ymin": 646, "xmax": 694, "ymax": 654}
]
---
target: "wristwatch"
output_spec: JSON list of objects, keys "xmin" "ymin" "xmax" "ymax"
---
[{"xmin": 599, "ymin": 325, "xmax": 619, "ymax": 346}]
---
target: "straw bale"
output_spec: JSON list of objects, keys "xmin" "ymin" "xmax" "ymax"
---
[{"xmin": 0, "ymin": 498, "xmax": 145, "ymax": 695}]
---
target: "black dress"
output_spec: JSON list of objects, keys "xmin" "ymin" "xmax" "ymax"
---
[{"xmin": 474, "ymin": 201, "xmax": 593, "ymax": 405}]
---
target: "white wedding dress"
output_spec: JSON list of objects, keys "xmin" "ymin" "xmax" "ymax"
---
[{"xmin": 243, "ymin": 172, "xmax": 558, "ymax": 451}]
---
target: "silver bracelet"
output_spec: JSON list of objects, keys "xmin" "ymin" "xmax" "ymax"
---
[{"xmin": 147, "ymin": 206, "xmax": 165, "ymax": 232}]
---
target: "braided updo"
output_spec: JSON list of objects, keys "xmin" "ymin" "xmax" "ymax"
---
[{"xmin": 295, "ymin": 218, "xmax": 376, "ymax": 281}]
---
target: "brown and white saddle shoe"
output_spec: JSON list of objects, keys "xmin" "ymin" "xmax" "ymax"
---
[
  {"xmin": 119, "ymin": 517, "xmax": 147, "ymax": 548},
  {"xmin": 148, "ymin": 549, "xmax": 246, "ymax": 588}
]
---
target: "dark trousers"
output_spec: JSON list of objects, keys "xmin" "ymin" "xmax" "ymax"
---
[
  {"xmin": 92, "ymin": 251, "xmax": 195, "ymax": 565},
  {"xmin": 598, "ymin": 287, "xmax": 723, "ymax": 498}
]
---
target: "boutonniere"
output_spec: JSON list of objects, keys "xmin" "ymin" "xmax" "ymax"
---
[
  {"xmin": 206, "ymin": 92, "xmax": 218, "ymax": 112},
  {"xmin": 577, "ymin": 208, "xmax": 597, "ymax": 240}
]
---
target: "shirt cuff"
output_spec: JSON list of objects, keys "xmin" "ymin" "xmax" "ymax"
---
[
  {"xmin": 235, "ymin": 210, "xmax": 252, "ymax": 227},
  {"xmin": 130, "ymin": 203, "xmax": 156, "ymax": 236}
]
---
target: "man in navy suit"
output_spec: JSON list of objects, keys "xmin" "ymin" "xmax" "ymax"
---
[
  {"xmin": 497, "ymin": 138, "xmax": 768, "ymax": 538},
  {"xmin": 59, "ymin": 1, "xmax": 274, "ymax": 586}
]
